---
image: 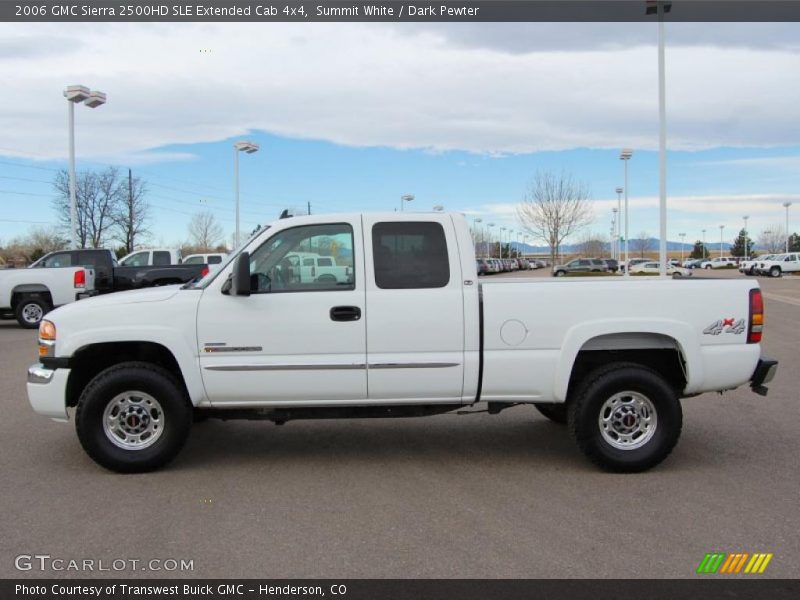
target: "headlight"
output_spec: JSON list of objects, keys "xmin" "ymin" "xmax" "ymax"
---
[{"xmin": 38, "ymin": 320, "xmax": 56, "ymax": 358}]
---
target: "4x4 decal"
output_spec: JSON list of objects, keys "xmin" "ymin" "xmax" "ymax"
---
[{"xmin": 703, "ymin": 318, "xmax": 746, "ymax": 335}]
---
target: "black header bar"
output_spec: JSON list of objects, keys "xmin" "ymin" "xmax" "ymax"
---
[{"xmin": 5, "ymin": 1, "xmax": 800, "ymax": 23}]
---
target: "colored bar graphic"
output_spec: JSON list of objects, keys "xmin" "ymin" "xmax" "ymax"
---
[
  {"xmin": 697, "ymin": 553, "xmax": 727, "ymax": 574},
  {"xmin": 701, "ymin": 552, "xmax": 773, "ymax": 574}
]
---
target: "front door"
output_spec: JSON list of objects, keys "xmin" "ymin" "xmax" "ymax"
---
[{"xmin": 197, "ymin": 219, "xmax": 366, "ymax": 406}]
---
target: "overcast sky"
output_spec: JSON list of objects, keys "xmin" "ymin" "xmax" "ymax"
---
[{"xmin": 1, "ymin": 21, "xmax": 799, "ymax": 246}]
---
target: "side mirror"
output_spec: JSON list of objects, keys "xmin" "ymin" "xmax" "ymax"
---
[{"xmin": 230, "ymin": 252, "xmax": 251, "ymax": 296}]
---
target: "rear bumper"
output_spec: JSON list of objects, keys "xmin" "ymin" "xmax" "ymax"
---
[
  {"xmin": 76, "ymin": 290, "xmax": 99, "ymax": 300},
  {"xmin": 750, "ymin": 357, "xmax": 778, "ymax": 396}
]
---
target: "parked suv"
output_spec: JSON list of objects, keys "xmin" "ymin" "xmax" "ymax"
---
[
  {"xmin": 552, "ymin": 258, "xmax": 608, "ymax": 277},
  {"xmin": 701, "ymin": 257, "xmax": 737, "ymax": 269}
]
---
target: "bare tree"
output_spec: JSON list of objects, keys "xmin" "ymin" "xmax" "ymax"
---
[
  {"xmin": 576, "ymin": 231, "xmax": 608, "ymax": 258},
  {"xmin": 188, "ymin": 211, "xmax": 224, "ymax": 250},
  {"xmin": 52, "ymin": 167, "xmax": 122, "ymax": 248},
  {"xmin": 759, "ymin": 227, "xmax": 786, "ymax": 254},
  {"xmin": 630, "ymin": 231, "xmax": 655, "ymax": 258},
  {"xmin": 0, "ymin": 226, "xmax": 68, "ymax": 265},
  {"xmin": 112, "ymin": 169, "xmax": 151, "ymax": 253},
  {"xmin": 517, "ymin": 171, "xmax": 593, "ymax": 265}
]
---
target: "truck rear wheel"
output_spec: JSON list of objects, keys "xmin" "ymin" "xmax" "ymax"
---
[
  {"xmin": 534, "ymin": 403, "xmax": 567, "ymax": 424},
  {"xmin": 75, "ymin": 362, "xmax": 192, "ymax": 473},
  {"xmin": 769, "ymin": 266, "xmax": 782, "ymax": 278},
  {"xmin": 15, "ymin": 297, "xmax": 49, "ymax": 329},
  {"xmin": 568, "ymin": 363, "xmax": 682, "ymax": 472}
]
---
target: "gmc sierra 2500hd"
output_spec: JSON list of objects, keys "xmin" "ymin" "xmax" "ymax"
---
[{"xmin": 27, "ymin": 212, "xmax": 778, "ymax": 473}]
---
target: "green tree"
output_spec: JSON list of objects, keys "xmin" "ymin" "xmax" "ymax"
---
[
  {"xmin": 791, "ymin": 232, "xmax": 800, "ymax": 252},
  {"xmin": 689, "ymin": 240, "xmax": 709, "ymax": 259},
  {"xmin": 730, "ymin": 228, "xmax": 754, "ymax": 257}
]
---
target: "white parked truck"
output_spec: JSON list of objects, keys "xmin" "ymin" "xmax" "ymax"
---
[
  {"xmin": 1, "ymin": 265, "xmax": 95, "ymax": 328},
  {"xmin": 756, "ymin": 253, "xmax": 800, "ymax": 278},
  {"xmin": 27, "ymin": 213, "xmax": 777, "ymax": 473}
]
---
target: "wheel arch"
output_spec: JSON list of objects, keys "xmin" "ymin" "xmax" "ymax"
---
[
  {"xmin": 66, "ymin": 341, "xmax": 200, "ymax": 409},
  {"xmin": 554, "ymin": 322, "xmax": 701, "ymax": 402},
  {"xmin": 11, "ymin": 284, "xmax": 53, "ymax": 308}
]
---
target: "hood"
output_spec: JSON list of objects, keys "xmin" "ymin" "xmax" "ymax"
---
[{"xmin": 46, "ymin": 285, "xmax": 184, "ymax": 321}]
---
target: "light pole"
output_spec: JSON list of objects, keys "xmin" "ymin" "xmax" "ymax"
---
[
  {"xmin": 783, "ymin": 202, "xmax": 792, "ymax": 253},
  {"xmin": 615, "ymin": 187, "xmax": 623, "ymax": 261},
  {"xmin": 620, "ymin": 149, "xmax": 633, "ymax": 277},
  {"xmin": 702, "ymin": 229, "xmax": 707, "ymax": 260},
  {"xmin": 234, "ymin": 141, "xmax": 259, "ymax": 247},
  {"xmin": 679, "ymin": 232, "xmax": 686, "ymax": 264},
  {"xmin": 719, "ymin": 225, "xmax": 725, "ymax": 258},
  {"xmin": 500, "ymin": 227, "xmax": 507, "ymax": 258},
  {"xmin": 611, "ymin": 208, "xmax": 618, "ymax": 260},
  {"xmin": 64, "ymin": 84, "xmax": 106, "ymax": 249},
  {"xmin": 742, "ymin": 215, "xmax": 749, "ymax": 260},
  {"xmin": 473, "ymin": 218, "xmax": 483, "ymax": 256},
  {"xmin": 487, "ymin": 223, "xmax": 495, "ymax": 258},
  {"xmin": 400, "ymin": 194, "xmax": 414, "ymax": 212},
  {"xmin": 656, "ymin": 0, "xmax": 668, "ymax": 278}
]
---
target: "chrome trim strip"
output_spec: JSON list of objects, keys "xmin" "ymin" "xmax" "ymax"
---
[
  {"xmin": 204, "ymin": 362, "xmax": 460, "ymax": 372},
  {"xmin": 28, "ymin": 364, "xmax": 55, "ymax": 384},
  {"xmin": 369, "ymin": 362, "xmax": 460, "ymax": 369},
  {"xmin": 205, "ymin": 364, "xmax": 367, "ymax": 371}
]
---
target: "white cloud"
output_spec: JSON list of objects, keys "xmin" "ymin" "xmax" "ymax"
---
[{"xmin": 0, "ymin": 22, "xmax": 799, "ymax": 161}]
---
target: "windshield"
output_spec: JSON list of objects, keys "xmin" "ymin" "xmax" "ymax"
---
[{"xmin": 186, "ymin": 226, "xmax": 271, "ymax": 289}]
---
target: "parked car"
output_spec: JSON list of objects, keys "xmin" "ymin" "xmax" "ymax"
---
[
  {"xmin": 619, "ymin": 258, "xmax": 649, "ymax": 273},
  {"xmin": 183, "ymin": 253, "xmax": 226, "ymax": 266},
  {"xmin": 118, "ymin": 248, "xmax": 183, "ymax": 267},
  {"xmin": 1, "ymin": 264, "xmax": 95, "ymax": 328},
  {"xmin": 553, "ymin": 258, "xmax": 609, "ymax": 277},
  {"xmin": 701, "ymin": 257, "xmax": 737, "ymax": 269},
  {"xmin": 31, "ymin": 249, "xmax": 208, "ymax": 295},
  {"xmin": 604, "ymin": 259, "xmax": 619, "ymax": 273},
  {"xmin": 682, "ymin": 258, "xmax": 703, "ymax": 269},
  {"xmin": 27, "ymin": 211, "xmax": 777, "ymax": 474},
  {"xmin": 740, "ymin": 255, "xmax": 773, "ymax": 276},
  {"xmin": 756, "ymin": 253, "xmax": 800, "ymax": 278},
  {"xmin": 629, "ymin": 261, "xmax": 692, "ymax": 278},
  {"xmin": 476, "ymin": 259, "xmax": 488, "ymax": 275}
]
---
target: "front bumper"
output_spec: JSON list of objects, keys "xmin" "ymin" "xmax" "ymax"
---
[
  {"xmin": 27, "ymin": 363, "xmax": 70, "ymax": 421},
  {"xmin": 750, "ymin": 357, "xmax": 778, "ymax": 396}
]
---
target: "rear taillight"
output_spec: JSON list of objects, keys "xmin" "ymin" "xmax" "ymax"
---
[
  {"xmin": 200, "ymin": 266, "xmax": 209, "ymax": 278},
  {"xmin": 748, "ymin": 288, "xmax": 763, "ymax": 344},
  {"xmin": 73, "ymin": 269, "xmax": 86, "ymax": 289}
]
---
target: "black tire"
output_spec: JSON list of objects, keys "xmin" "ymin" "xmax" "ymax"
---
[
  {"xmin": 534, "ymin": 403, "xmax": 568, "ymax": 424},
  {"xmin": 554, "ymin": 270, "xmax": 566, "ymax": 277},
  {"xmin": 672, "ymin": 272, "xmax": 683, "ymax": 279},
  {"xmin": 15, "ymin": 297, "xmax": 50, "ymax": 329},
  {"xmin": 568, "ymin": 363, "xmax": 682, "ymax": 473},
  {"xmin": 769, "ymin": 266, "xmax": 781, "ymax": 278},
  {"xmin": 75, "ymin": 362, "xmax": 192, "ymax": 473},
  {"xmin": 704, "ymin": 265, "xmax": 711, "ymax": 269}
]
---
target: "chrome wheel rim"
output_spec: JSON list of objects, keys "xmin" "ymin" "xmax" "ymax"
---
[
  {"xmin": 22, "ymin": 303, "xmax": 43, "ymax": 324},
  {"xmin": 103, "ymin": 391, "xmax": 164, "ymax": 450},
  {"xmin": 598, "ymin": 391, "xmax": 657, "ymax": 450}
]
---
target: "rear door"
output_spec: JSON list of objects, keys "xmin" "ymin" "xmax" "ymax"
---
[{"xmin": 362, "ymin": 215, "xmax": 465, "ymax": 403}]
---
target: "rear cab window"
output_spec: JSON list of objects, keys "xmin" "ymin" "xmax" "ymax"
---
[{"xmin": 372, "ymin": 221, "xmax": 450, "ymax": 289}]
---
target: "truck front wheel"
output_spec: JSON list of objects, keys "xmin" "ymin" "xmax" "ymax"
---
[
  {"xmin": 568, "ymin": 363, "xmax": 682, "ymax": 472},
  {"xmin": 75, "ymin": 362, "xmax": 192, "ymax": 473}
]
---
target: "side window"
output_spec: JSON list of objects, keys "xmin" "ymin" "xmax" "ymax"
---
[
  {"xmin": 122, "ymin": 252, "xmax": 148, "ymax": 267},
  {"xmin": 372, "ymin": 221, "xmax": 450, "ymax": 289},
  {"xmin": 183, "ymin": 256, "xmax": 203, "ymax": 265},
  {"xmin": 248, "ymin": 223, "xmax": 355, "ymax": 293},
  {"xmin": 208, "ymin": 255, "xmax": 222, "ymax": 264},
  {"xmin": 578, "ymin": 259, "xmax": 590, "ymax": 267},
  {"xmin": 42, "ymin": 252, "xmax": 72, "ymax": 268},
  {"xmin": 153, "ymin": 251, "xmax": 171, "ymax": 266}
]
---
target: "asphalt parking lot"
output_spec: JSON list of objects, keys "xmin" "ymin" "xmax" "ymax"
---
[{"xmin": 1, "ymin": 268, "xmax": 798, "ymax": 579}]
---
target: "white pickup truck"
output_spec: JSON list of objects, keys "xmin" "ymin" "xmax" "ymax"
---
[
  {"xmin": 1, "ymin": 264, "xmax": 95, "ymax": 328},
  {"xmin": 26, "ymin": 213, "xmax": 777, "ymax": 473}
]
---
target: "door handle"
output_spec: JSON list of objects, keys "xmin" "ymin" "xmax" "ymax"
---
[{"xmin": 330, "ymin": 306, "xmax": 361, "ymax": 322}]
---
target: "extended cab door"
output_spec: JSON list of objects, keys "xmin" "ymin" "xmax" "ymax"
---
[
  {"xmin": 196, "ymin": 218, "xmax": 366, "ymax": 405},
  {"xmin": 362, "ymin": 215, "xmax": 465, "ymax": 403}
]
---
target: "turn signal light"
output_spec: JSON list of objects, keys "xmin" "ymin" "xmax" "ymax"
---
[
  {"xmin": 39, "ymin": 320, "xmax": 56, "ymax": 358},
  {"xmin": 73, "ymin": 269, "xmax": 86, "ymax": 288},
  {"xmin": 748, "ymin": 288, "xmax": 763, "ymax": 344}
]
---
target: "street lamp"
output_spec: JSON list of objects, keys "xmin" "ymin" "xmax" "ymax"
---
[
  {"xmin": 234, "ymin": 140, "xmax": 259, "ymax": 247},
  {"xmin": 615, "ymin": 187, "xmax": 623, "ymax": 261},
  {"xmin": 500, "ymin": 227, "xmax": 507, "ymax": 258},
  {"xmin": 64, "ymin": 84, "xmax": 106, "ymax": 249},
  {"xmin": 400, "ymin": 194, "xmax": 414, "ymax": 212},
  {"xmin": 620, "ymin": 149, "xmax": 633, "ymax": 277},
  {"xmin": 487, "ymin": 223, "xmax": 495, "ymax": 258},
  {"xmin": 783, "ymin": 202, "xmax": 792, "ymax": 253},
  {"xmin": 702, "ymin": 229, "xmax": 707, "ymax": 260},
  {"xmin": 679, "ymin": 232, "xmax": 686, "ymax": 264},
  {"xmin": 611, "ymin": 208, "xmax": 619, "ymax": 260},
  {"xmin": 719, "ymin": 225, "xmax": 725, "ymax": 258},
  {"xmin": 743, "ymin": 215, "xmax": 749, "ymax": 261}
]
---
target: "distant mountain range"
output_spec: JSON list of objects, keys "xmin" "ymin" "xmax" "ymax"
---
[{"xmin": 499, "ymin": 239, "xmax": 739, "ymax": 254}]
